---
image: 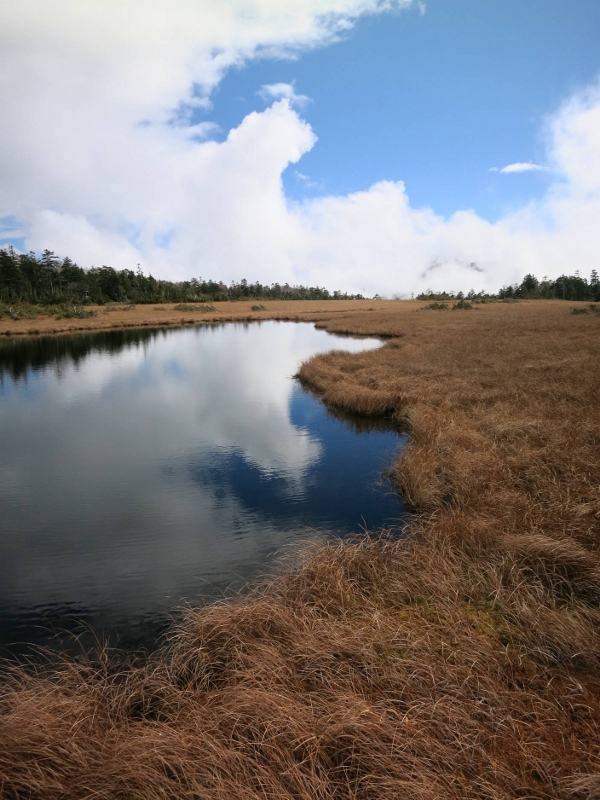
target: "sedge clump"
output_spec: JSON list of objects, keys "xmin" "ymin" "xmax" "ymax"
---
[{"xmin": 173, "ymin": 303, "xmax": 217, "ymax": 313}]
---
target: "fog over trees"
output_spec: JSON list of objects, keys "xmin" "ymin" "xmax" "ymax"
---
[
  {"xmin": 2, "ymin": 246, "xmax": 599, "ymax": 306},
  {"xmin": 418, "ymin": 270, "xmax": 600, "ymax": 303}
]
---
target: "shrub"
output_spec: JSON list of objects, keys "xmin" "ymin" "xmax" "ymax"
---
[
  {"xmin": 173, "ymin": 303, "xmax": 217, "ymax": 313},
  {"xmin": 0, "ymin": 303, "xmax": 39, "ymax": 321},
  {"xmin": 50, "ymin": 304, "xmax": 97, "ymax": 320},
  {"xmin": 251, "ymin": 304, "xmax": 266, "ymax": 311},
  {"xmin": 571, "ymin": 304, "xmax": 600, "ymax": 315},
  {"xmin": 102, "ymin": 304, "xmax": 136, "ymax": 313}
]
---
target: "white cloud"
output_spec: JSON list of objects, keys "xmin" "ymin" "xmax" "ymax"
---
[
  {"xmin": 1, "ymin": 0, "xmax": 599, "ymax": 298},
  {"xmin": 184, "ymin": 121, "xmax": 222, "ymax": 141},
  {"xmin": 0, "ymin": 0, "xmax": 414, "ymax": 283},
  {"xmin": 260, "ymin": 82, "xmax": 310, "ymax": 108},
  {"xmin": 493, "ymin": 162, "xmax": 547, "ymax": 174},
  {"xmin": 290, "ymin": 80, "xmax": 600, "ymax": 295},
  {"xmin": 294, "ymin": 170, "xmax": 322, "ymax": 189}
]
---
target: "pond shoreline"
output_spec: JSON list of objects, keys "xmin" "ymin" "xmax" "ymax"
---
[
  {"xmin": 0, "ymin": 298, "xmax": 408, "ymax": 337},
  {"xmin": 1, "ymin": 300, "xmax": 599, "ymax": 799},
  {"xmin": 0, "ymin": 321, "xmax": 406, "ymax": 657}
]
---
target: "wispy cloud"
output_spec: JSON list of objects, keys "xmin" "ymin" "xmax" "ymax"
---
[
  {"xmin": 294, "ymin": 170, "xmax": 322, "ymax": 189},
  {"xmin": 259, "ymin": 82, "xmax": 311, "ymax": 109},
  {"xmin": 490, "ymin": 162, "xmax": 547, "ymax": 174},
  {"xmin": 182, "ymin": 121, "xmax": 221, "ymax": 141}
]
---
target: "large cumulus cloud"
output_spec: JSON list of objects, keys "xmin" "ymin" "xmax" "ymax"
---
[{"xmin": 1, "ymin": 0, "xmax": 599, "ymax": 295}]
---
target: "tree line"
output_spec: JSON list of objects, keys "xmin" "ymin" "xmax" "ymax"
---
[
  {"xmin": 0, "ymin": 247, "xmax": 364, "ymax": 305},
  {"xmin": 498, "ymin": 271, "xmax": 600, "ymax": 301},
  {"xmin": 3, "ymin": 245, "xmax": 598, "ymax": 305},
  {"xmin": 418, "ymin": 270, "xmax": 600, "ymax": 302}
]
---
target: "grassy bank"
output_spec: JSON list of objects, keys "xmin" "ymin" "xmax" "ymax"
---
[
  {"xmin": 1, "ymin": 300, "xmax": 600, "ymax": 799},
  {"xmin": 0, "ymin": 298, "xmax": 397, "ymax": 337}
]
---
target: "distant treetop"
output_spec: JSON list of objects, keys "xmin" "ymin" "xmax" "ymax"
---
[
  {"xmin": 0, "ymin": 247, "xmax": 365, "ymax": 305},
  {"xmin": 417, "ymin": 270, "xmax": 600, "ymax": 303}
]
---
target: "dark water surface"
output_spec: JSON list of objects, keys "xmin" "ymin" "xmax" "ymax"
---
[{"xmin": 0, "ymin": 322, "xmax": 407, "ymax": 656}]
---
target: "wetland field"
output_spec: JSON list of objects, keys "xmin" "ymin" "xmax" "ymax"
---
[{"xmin": 1, "ymin": 299, "xmax": 600, "ymax": 800}]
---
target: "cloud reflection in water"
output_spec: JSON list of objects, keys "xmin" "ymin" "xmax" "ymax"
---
[{"xmin": 0, "ymin": 322, "xmax": 406, "ymax": 654}]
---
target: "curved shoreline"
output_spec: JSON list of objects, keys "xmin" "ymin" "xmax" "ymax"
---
[
  {"xmin": 1, "ymin": 299, "xmax": 599, "ymax": 799},
  {"xmin": 0, "ymin": 298, "xmax": 406, "ymax": 337}
]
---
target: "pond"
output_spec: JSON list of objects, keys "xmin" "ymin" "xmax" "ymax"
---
[{"xmin": 0, "ymin": 322, "xmax": 407, "ymax": 657}]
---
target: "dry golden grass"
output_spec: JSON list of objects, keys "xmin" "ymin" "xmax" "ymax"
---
[
  {"xmin": 0, "ymin": 298, "xmax": 398, "ymax": 337},
  {"xmin": 1, "ymin": 299, "xmax": 600, "ymax": 799}
]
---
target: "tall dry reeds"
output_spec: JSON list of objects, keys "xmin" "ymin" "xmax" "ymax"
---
[{"xmin": 1, "ymin": 299, "xmax": 600, "ymax": 799}]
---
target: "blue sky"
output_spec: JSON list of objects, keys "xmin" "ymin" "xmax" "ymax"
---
[
  {"xmin": 208, "ymin": 0, "xmax": 600, "ymax": 220},
  {"xmin": 1, "ymin": 0, "xmax": 600, "ymax": 295}
]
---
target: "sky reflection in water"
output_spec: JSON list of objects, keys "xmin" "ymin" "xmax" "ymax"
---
[{"xmin": 0, "ymin": 322, "xmax": 407, "ymax": 655}]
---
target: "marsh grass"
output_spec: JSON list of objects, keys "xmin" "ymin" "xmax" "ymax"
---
[
  {"xmin": 571, "ymin": 303, "xmax": 600, "ymax": 315},
  {"xmin": 1, "ymin": 531, "xmax": 599, "ymax": 800},
  {"xmin": 0, "ymin": 302, "xmax": 98, "ymax": 321},
  {"xmin": 173, "ymin": 303, "xmax": 217, "ymax": 313},
  {"xmin": 0, "ymin": 299, "xmax": 414, "ymax": 336},
  {"xmin": 452, "ymin": 298, "xmax": 475, "ymax": 309},
  {"xmin": 1, "ymin": 300, "xmax": 600, "ymax": 798},
  {"xmin": 102, "ymin": 304, "xmax": 137, "ymax": 313},
  {"xmin": 0, "ymin": 302, "xmax": 39, "ymax": 321},
  {"xmin": 420, "ymin": 300, "xmax": 476, "ymax": 311},
  {"xmin": 49, "ymin": 304, "xmax": 97, "ymax": 320}
]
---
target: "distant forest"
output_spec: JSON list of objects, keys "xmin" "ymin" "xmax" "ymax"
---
[
  {"xmin": 418, "ymin": 270, "xmax": 600, "ymax": 302},
  {"xmin": 0, "ymin": 247, "xmax": 364, "ymax": 304},
  {"xmin": 2, "ymin": 246, "xmax": 599, "ymax": 306}
]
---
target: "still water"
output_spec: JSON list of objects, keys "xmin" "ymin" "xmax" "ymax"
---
[{"xmin": 0, "ymin": 322, "xmax": 407, "ymax": 656}]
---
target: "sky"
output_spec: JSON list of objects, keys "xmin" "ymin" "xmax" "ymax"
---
[{"xmin": 1, "ymin": 0, "xmax": 599, "ymax": 296}]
